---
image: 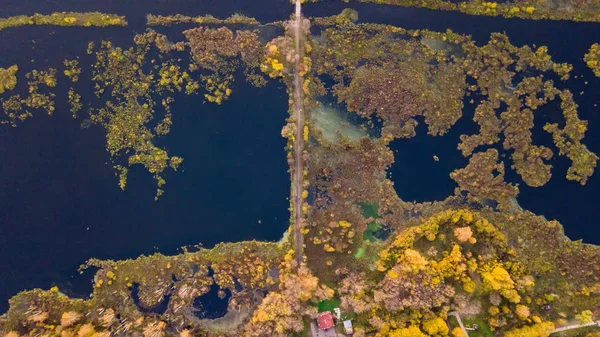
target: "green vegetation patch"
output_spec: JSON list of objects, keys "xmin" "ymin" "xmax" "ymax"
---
[
  {"xmin": 462, "ymin": 317, "xmax": 494, "ymax": 337},
  {"xmin": 317, "ymin": 297, "xmax": 341, "ymax": 313},
  {"xmin": 359, "ymin": 202, "xmax": 380, "ymax": 219}
]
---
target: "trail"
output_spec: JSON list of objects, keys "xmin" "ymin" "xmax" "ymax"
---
[
  {"xmin": 448, "ymin": 312, "xmax": 470, "ymax": 337},
  {"xmin": 551, "ymin": 322, "xmax": 598, "ymax": 334},
  {"xmin": 292, "ymin": 0, "xmax": 305, "ymax": 265}
]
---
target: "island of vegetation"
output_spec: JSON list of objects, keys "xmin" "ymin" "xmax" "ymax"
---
[
  {"xmin": 0, "ymin": 12, "xmax": 127, "ymax": 31},
  {"xmin": 2, "ymin": 4, "xmax": 600, "ymax": 337},
  {"xmin": 585, "ymin": 43, "xmax": 600, "ymax": 77},
  {"xmin": 312, "ymin": 0, "xmax": 600, "ymax": 22}
]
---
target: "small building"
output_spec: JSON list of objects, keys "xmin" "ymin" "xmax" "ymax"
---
[
  {"xmin": 317, "ymin": 312, "xmax": 335, "ymax": 330},
  {"xmin": 344, "ymin": 320, "xmax": 354, "ymax": 334},
  {"xmin": 334, "ymin": 307, "xmax": 341, "ymax": 319}
]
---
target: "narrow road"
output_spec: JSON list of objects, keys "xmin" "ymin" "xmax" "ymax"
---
[
  {"xmin": 448, "ymin": 312, "xmax": 469, "ymax": 337},
  {"xmin": 292, "ymin": 0, "xmax": 305, "ymax": 265},
  {"xmin": 551, "ymin": 322, "xmax": 598, "ymax": 334}
]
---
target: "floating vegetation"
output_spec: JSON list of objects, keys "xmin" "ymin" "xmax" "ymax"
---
[
  {"xmin": 0, "ymin": 65, "xmax": 18, "ymax": 94},
  {"xmin": 88, "ymin": 37, "xmax": 193, "ymax": 199},
  {"xmin": 0, "ymin": 241, "xmax": 287, "ymax": 337},
  {"xmin": 328, "ymin": 0, "xmax": 600, "ymax": 22},
  {"xmin": 63, "ymin": 59, "xmax": 81, "ymax": 83},
  {"xmin": 584, "ymin": 43, "xmax": 600, "ymax": 77},
  {"xmin": 311, "ymin": 21, "xmax": 596, "ymax": 189},
  {"xmin": 450, "ymin": 149, "xmax": 518, "ymax": 211},
  {"xmin": 0, "ymin": 12, "xmax": 127, "ymax": 31},
  {"xmin": 146, "ymin": 13, "xmax": 261, "ymax": 26},
  {"xmin": 67, "ymin": 88, "xmax": 82, "ymax": 118},
  {"xmin": 184, "ymin": 26, "xmax": 268, "ymax": 93},
  {"xmin": 1, "ymin": 68, "xmax": 56, "ymax": 126},
  {"xmin": 2, "ymin": 5, "xmax": 600, "ymax": 337}
]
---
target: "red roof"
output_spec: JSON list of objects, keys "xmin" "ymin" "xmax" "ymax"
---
[{"xmin": 317, "ymin": 312, "xmax": 335, "ymax": 330}]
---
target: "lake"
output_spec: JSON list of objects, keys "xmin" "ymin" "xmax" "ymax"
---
[
  {"xmin": 1, "ymin": 0, "xmax": 599, "ymax": 313},
  {"xmin": 305, "ymin": 2, "xmax": 600, "ymax": 244}
]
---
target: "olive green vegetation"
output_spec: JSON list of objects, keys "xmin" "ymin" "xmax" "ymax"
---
[
  {"xmin": 0, "ymin": 65, "xmax": 18, "ymax": 94},
  {"xmin": 0, "ymin": 12, "xmax": 127, "ymax": 30},
  {"xmin": 1, "ymin": 68, "xmax": 56, "ymax": 127},
  {"xmin": 585, "ymin": 43, "xmax": 600, "ymax": 77},
  {"xmin": 3, "ymin": 9, "xmax": 600, "ymax": 337},
  {"xmin": 146, "ymin": 13, "xmax": 261, "ymax": 26},
  {"xmin": 319, "ymin": 0, "xmax": 600, "ymax": 22},
  {"xmin": 0, "ymin": 26, "xmax": 267, "ymax": 198},
  {"xmin": 1, "ymin": 241, "xmax": 288, "ymax": 336}
]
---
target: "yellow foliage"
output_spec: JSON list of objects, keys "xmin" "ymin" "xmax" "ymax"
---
[
  {"xmin": 303, "ymin": 125, "xmax": 309, "ymax": 141},
  {"xmin": 254, "ymin": 309, "xmax": 269, "ymax": 322},
  {"xmin": 77, "ymin": 324, "xmax": 96, "ymax": 337},
  {"xmin": 453, "ymin": 226, "xmax": 473, "ymax": 242},
  {"xmin": 271, "ymin": 59, "xmax": 284, "ymax": 72},
  {"xmin": 462, "ymin": 277, "xmax": 476, "ymax": 293},
  {"xmin": 515, "ymin": 304, "xmax": 530, "ymax": 319},
  {"xmin": 324, "ymin": 243, "xmax": 336, "ymax": 252},
  {"xmin": 575, "ymin": 310, "xmax": 594, "ymax": 324},
  {"xmin": 481, "ymin": 264, "xmax": 514, "ymax": 291},
  {"xmin": 338, "ymin": 220, "xmax": 352, "ymax": 228},
  {"xmin": 61, "ymin": 311, "xmax": 82, "ymax": 327},
  {"xmin": 402, "ymin": 249, "xmax": 429, "ymax": 272},
  {"xmin": 451, "ymin": 327, "xmax": 467, "ymax": 337},
  {"xmin": 388, "ymin": 325, "xmax": 428, "ymax": 337},
  {"xmin": 504, "ymin": 322, "xmax": 554, "ymax": 337}
]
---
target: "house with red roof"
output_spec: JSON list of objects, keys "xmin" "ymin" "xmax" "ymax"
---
[{"xmin": 317, "ymin": 311, "xmax": 335, "ymax": 330}]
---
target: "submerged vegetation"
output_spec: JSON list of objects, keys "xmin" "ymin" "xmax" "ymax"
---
[
  {"xmin": 2, "ymin": 4, "xmax": 600, "ymax": 337},
  {"xmin": 0, "ymin": 12, "xmax": 127, "ymax": 30}
]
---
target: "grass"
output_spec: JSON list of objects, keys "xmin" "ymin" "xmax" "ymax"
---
[
  {"xmin": 360, "ymin": 202, "xmax": 383, "ymax": 242},
  {"xmin": 363, "ymin": 221, "xmax": 382, "ymax": 242},
  {"xmin": 359, "ymin": 202, "xmax": 380, "ymax": 219},
  {"xmin": 448, "ymin": 315, "xmax": 461, "ymax": 330},
  {"xmin": 318, "ymin": 298, "xmax": 341, "ymax": 313},
  {"xmin": 354, "ymin": 246, "xmax": 366, "ymax": 258},
  {"xmin": 462, "ymin": 317, "xmax": 494, "ymax": 337}
]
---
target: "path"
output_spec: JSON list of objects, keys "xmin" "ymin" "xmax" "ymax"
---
[
  {"xmin": 551, "ymin": 321, "xmax": 599, "ymax": 334},
  {"xmin": 448, "ymin": 312, "xmax": 469, "ymax": 337},
  {"xmin": 292, "ymin": 0, "xmax": 305, "ymax": 265}
]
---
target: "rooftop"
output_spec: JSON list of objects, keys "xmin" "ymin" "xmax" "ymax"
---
[{"xmin": 317, "ymin": 312, "xmax": 335, "ymax": 330}]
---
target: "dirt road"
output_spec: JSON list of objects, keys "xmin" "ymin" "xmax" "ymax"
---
[{"xmin": 292, "ymin": 0, "xmax": 305, "ymax": 265}]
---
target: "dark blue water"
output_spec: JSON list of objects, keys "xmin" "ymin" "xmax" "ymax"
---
[
  {"xmin": 0, "ymin": 4, "xmax": 291, "ymax": 312},
  {"xmin": 1, "ymin": 0, "xmax": 600, "ymax": 314},
  {"xmin": 305, "ymin": 2, "xmax": 600, "ymax": 244}
]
